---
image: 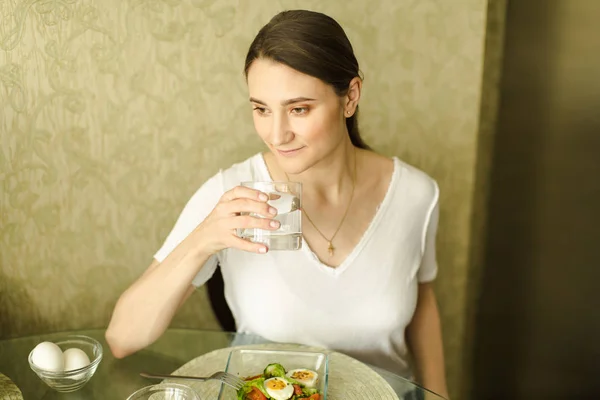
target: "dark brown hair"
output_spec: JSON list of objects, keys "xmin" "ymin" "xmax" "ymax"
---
[{"xmin": 244, "ymin": 9, "xmax": 370, "ymax": 150}]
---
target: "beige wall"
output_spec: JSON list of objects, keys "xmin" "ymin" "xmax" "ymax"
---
[{"xmin": 0, "ymin": 1, "xmax": 493, "ymax": 398}]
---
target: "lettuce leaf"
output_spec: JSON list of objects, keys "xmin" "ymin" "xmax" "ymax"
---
[{"xmin": 237, "ymin": 377, "xmax": 270, "ymax": 399}]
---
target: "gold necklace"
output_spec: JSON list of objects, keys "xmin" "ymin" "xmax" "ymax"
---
[{"xmin": 284, "ymin": 149, "xmax": 357, "ymax": 257}]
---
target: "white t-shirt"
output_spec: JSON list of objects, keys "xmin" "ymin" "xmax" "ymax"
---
[{"xmin": 154, "ymin": 153, "xmax": 439, "ymax": 378}]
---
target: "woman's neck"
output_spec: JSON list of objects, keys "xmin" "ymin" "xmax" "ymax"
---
[{"xmin": 267, "ymin": 140, "xmax": 358, "ymax": 206}]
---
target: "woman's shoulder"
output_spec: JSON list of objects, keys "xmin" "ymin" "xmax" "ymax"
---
[
  {"xmin": 363, "ymin": 150, "xmax": 438, "ymax": 202},
  {"xmin": 393, "ymin": 156, "xmax": 439, "ymax": 204},
  {"xmin": 215, "ymin": 152, "xmax": 266, "ymax": 189}
]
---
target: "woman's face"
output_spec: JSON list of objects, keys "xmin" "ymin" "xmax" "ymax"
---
[{"xmin": 246, "ymin": 58, "xmax": 348, "ymax": 174}]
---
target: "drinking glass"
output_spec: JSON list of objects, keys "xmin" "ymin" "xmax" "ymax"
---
[
  {"xmin": 126, "ymin": 383, "xmax": 200, "ymax": 400},
  {"xmin": 238, "ymin": 181, "xmax": 302, "ymax": 250}
]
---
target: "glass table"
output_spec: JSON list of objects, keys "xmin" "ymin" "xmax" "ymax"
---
[{"xmin": 0, "ymin": 329, "xmax": 446, "ymax": 399}]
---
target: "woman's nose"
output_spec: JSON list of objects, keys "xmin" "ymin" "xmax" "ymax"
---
[{"xmin": 269, "ymin": 114, "xmax": 294, "ymax": 146}]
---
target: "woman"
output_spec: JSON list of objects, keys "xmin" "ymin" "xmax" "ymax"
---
[{"xmin": 106, "ymin": 9, "xmax": 449, "ymax": 398}]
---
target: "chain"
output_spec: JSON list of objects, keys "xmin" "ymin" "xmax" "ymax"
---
[{"xmin": 284, "ymin": 148, "xmax": 357, "ymax": 256}]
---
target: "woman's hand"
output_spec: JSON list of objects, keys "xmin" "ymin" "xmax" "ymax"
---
[{"xmin": 195, "ymin": 185, "xmax": 280, "ymax": 254}]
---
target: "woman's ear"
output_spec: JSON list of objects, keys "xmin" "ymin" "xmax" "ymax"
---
[{"xmin": 344, "ymin": 77, "xmax": 362, "ymax": 116}]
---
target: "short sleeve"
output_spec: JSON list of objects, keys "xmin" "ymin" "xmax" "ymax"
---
[
  {"xmin": 417, "ymin": 185, "xmax": 439, "ymax": 283},
  {"xmin": 153, "ymin": 171, "xmax": 224, "ymax": 287}
]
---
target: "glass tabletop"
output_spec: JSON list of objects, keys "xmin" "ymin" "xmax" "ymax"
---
[{"xmin": 0, "ymin": 329, "xmax": 446, "ymax": 399}]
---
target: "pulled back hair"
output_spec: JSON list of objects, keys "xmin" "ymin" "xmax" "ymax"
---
[{"xmin": 244, "ymin": 10, "xmax": 370, "ymax": 150}]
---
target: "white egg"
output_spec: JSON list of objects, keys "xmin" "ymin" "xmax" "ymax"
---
[
  {"xmin": 286, "ymin": 369, "xmax": 319, "ymax": 388},
  {"xmin": 31, "ymin": 341, "xmax": 64, "ymax": 372},
  {"xmin": 264, "ymin": 377, "xmax": 294, "ymax": 400},
  {"xmin": 63, "ymin": 348, "xmax": 91, "ymax": 371}
]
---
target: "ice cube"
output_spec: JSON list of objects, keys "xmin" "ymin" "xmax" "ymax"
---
[{"xmin": 268, "ymin": 192, "xmax": 299, "ymax": 214}]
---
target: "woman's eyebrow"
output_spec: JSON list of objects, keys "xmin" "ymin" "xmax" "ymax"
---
[{"xmin": 249, "ymin": 97, "xmax": 317, "ymax": 106}]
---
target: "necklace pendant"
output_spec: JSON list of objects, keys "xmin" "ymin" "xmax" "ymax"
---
[{"xmin": 327, "ymin": 242, "xmax": 335, "ymax": 256}]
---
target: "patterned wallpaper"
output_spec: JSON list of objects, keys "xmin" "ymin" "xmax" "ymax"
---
[{"xmin": 0, "ymin": 1, "xmax": 492, "ymax": 397}]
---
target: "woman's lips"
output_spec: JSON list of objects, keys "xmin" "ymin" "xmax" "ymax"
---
[{"xmin": 276, "ymin": 147, "xmax": 305, "ymax": 157}]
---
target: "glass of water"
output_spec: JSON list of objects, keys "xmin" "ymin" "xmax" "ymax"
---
[
  {"xmin": 239, "ymin": 181, "xmax": 302, "ymax": 250},
  {"xmin": 126, "ymin": 383, "xmax": 200, "ymax": 400}
]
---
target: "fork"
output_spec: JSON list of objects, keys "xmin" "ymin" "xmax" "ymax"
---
[{"xmin": 140, "ymin": 371, "xmax": 246, "ymax": 391}]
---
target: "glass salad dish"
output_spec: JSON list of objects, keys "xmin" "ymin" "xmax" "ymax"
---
[{"xmin": 218, "ymin": 349, "xmax": 328, "ymax": 400}]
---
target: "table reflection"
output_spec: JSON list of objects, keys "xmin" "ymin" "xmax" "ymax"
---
[{"xmin": 0, "ymin": 329, "xmax": 445, "ymax": 399}]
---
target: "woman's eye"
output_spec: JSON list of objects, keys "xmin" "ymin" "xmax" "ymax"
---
[
  {"xmin": 291, "ymin": 107, "xmax": 308, "ymax": 115},
  {"xmin": 253, "ymin": 107, "xmax": 268, "ymax": 115}
]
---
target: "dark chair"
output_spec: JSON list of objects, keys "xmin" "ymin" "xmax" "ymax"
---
[{"xmin": 206, "ymin": 264, "xmax": 236, "ymax": 332}]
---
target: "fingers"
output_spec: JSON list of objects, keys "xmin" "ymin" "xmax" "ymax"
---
[
  {"xmin": 209, "ymin": 185, "xmax": 284, "ymax": 255},
  {"xmin": 229, "ymin": 235, "xmax": 269, "ymax": 254},
  {"xmin": 220, "ymin": 198, "xmax": 278, "ymax": 217},
  {"xmin": 223, "ymin": 215, "xmax": 280, "ymax": 254},
  {"xmin": 220, "ymin": 186, "xmax": 269, "ymax": 203},
  {"xmin": 229, "ymin": 215, "xmax": 280, "ymax": 231}
]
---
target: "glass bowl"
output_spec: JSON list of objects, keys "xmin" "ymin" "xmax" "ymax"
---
[
  {"xmin": 218, "ymin": 349, "xmax": 329, "ymax": 400},
  {"xmin": 127, "ymin": 383, "xmax": 201, "ymax": 400},
  {"xmin": 28, "ymin": 335, "xmax": 102, "ymax": 392}
]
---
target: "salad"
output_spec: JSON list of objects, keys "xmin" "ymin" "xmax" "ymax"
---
[{"xmin": 237, "ymin": 363, "xmax": 323, "ymax": 400}]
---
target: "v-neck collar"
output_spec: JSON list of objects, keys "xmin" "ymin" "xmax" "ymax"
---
[{"xmin": 254, "ymin": 152, "xmax": 401, "ymax": 276}]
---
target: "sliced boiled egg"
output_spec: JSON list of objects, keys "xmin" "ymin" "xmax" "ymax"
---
[
  {"xmin": 264, "ymin": 377, "xmax": 294, "ymax": 400},
  {"xmin": 286, "ymin": 369, "xmax": 318, "ymax": 388}
]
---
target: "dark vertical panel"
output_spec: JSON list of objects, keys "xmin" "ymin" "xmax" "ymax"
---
[{"xmin": 472, "ymin": 0, "xmax": 600, "ymax": 399}]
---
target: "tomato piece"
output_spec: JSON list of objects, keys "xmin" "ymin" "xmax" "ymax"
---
[
  {"xmin": 245, "ymin": 387, "xmax": 267, "ymax": 400},
  {"xmin": 293, "ymin": 384, "xmax": 303, "ymax": 395},
  {"xmin": 245, "ymin": 374, "xmax": 263, "ymax": 381},
  {"xmin": 307, "ymin": 394, "xmax": 321, "ymax": 400}
]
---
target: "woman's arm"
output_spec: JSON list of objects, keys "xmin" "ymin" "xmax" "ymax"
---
[
  {"xmin": 406, "ymin": 282, "xmax": 449, "ymax": 399},
  {"xmin": 105, "ymin": 233, "xmax": 212, "ymax": 359},
  {"xmin": 105, "ymin": 185, "xmax": 278, "ymax": 358}
]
